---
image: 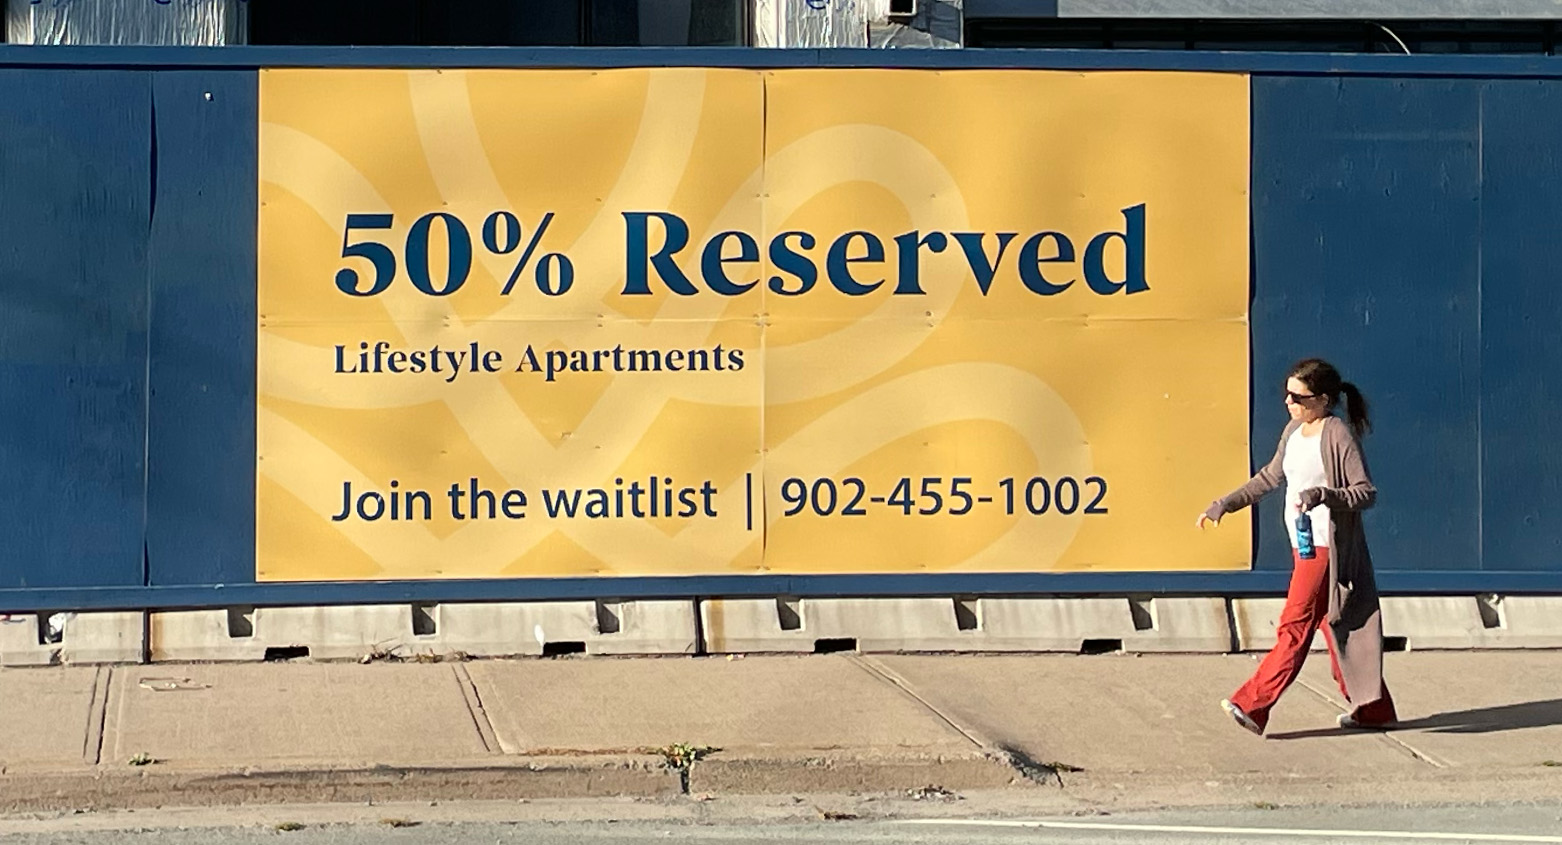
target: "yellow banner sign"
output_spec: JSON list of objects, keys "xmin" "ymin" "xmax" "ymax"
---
[{"xmin": 257, "ymin": 67, "xmax": 1252, "ymax": 581}]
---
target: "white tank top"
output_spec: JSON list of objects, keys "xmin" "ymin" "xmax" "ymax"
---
[{"xmin": 1282, "ymin": 426, "xmax": 1331, "ymax": 549}]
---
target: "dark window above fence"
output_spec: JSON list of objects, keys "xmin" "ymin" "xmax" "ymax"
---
[
  {"xmin": 964, "ymin": 18, "xmax": 1561, "ymax": 54},
  {"xmin": 247, "ymin": 0, "xmax": 749, "ymax": 47}
]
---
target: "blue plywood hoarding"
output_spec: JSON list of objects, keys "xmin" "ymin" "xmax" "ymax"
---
[{"xmin": 0, "ymin": 47, "xmax": 1558, "ymax": 610}]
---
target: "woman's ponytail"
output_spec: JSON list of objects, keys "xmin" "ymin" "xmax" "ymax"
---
[{"xmin": 1339, "ymin": 381, "xmax": 1371, "ymax": 438}]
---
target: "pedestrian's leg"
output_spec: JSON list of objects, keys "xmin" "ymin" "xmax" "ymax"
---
[
  {"xmin": 1316, "ymin": 586, "xmax": 1399, "ymax": 729},
  {"xmin": 1227, "ymin": 549, "xmax": 1330, "ymax": 734},
  {"xmin": 1319, "ymin": 618, "xmax": 1350, "ymax": 701},
  {"xmin": 1350, "ymin": 683, "xmax": 1399, "ymax": 726}
]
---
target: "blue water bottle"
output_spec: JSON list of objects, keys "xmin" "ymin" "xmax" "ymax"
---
[{"xmin": 1296, "ymin": 511, "xmax": 1316, "ymax": 560}]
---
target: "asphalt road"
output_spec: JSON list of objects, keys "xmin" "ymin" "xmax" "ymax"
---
[{"xmin": 2, "ymin": 803, "xmax": 1560, "ymax": 845}]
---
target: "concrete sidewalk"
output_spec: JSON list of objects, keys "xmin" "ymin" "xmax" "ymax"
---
[{"xmin": 1, "ymin": 652, "xmax": 1559, "ymax": 814}]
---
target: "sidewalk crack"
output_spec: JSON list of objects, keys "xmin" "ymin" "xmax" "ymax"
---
[
  {"xmin": 848, "ymin": 656, "xmax": 987, "ymax": 750},
  {"xmin": 452, "ymin": 664, "xmax": 501, "ymax": 755},
  {"xmin": 850, "ymin": 657, "xmax": 1078, "ymax": 788},
  {"xmin": 1296, "ymin": 676, "xmax": 1447, "ymax": 768},
  {"xmin": 82, "ymin": 665, "xmax": 112, "ymax": 767}
]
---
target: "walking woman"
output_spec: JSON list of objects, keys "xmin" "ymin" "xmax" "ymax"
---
[{"xmin": 1197, "ymin": 358, "xmax": 1397, "ymax": 736}]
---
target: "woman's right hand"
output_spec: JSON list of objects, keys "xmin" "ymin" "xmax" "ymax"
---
[{"xmin": 1196, "ymin": 512, "xmax": 1220, "ymax": 530}]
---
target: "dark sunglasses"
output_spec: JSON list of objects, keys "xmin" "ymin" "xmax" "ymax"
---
[{"xmin": 1285, "ymin": 390, "xmax": 1320, "ymax": 403}]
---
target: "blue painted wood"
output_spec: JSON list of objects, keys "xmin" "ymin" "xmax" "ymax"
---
[
  {"xmin": 3, "ymin": 569, "xmax": 1562, "ymax": 614},
  {"xmin": 0, "ymin": 55, "xmax": 1560, "ymax": 609},
  {"xmin": 0, "ymin": 572, "xmax": 1336, "ymax": 613},
  {"xmin": 2, "ymin": 45, "xmax": 1562, "ymax": 77},
  {"xmin": 1478, "ymin": 80, "xmax": 1562, "ymax": 572},
  {"xmin": 145, "ymin": 71, "xmax": 258, "ymax": 587},
  {"xmin": 1251, "ymin": 76, "xmax": 1484, "ymax": 574},
  {"xmin": 0, "ymin": 70, "xmax": 151, "ymax": 589}
]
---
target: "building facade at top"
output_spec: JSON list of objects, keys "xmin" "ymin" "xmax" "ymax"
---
[{"xmin": 8, "ymin": 0, "xmax": 1562, "ymax": 54}]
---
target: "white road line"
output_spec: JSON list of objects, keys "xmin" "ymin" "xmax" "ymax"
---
[{"xmin": 900, "ymin": 818, "xmax": 1562, "ymax": 843}]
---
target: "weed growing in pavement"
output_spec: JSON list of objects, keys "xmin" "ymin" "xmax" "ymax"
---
[
  {"xmin": 127, "ymin": 753, "xmax": 154, "ymax": 766},
  {"xmin": 655, "ymin": 742, "xmax": 719, "ymax": 771},
  {"xmin": 274, "ymin": 822, "xmax": 306, "ymax": 832},
  {"xmin": 360, "ymin": 645, "xmax": 470, "ymax": 664},
  {"xmin": 649, "ymin": 742, "xmax": 720, "ymax": 795},
  {"xmin": 997, "ymin": 744, "xmax": 1085, "ymax": 786}
]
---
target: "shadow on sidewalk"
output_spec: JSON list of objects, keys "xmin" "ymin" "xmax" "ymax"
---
[{"xmin": 1268, "ymin": 698, "xmax": 1562, "ymax": 740}]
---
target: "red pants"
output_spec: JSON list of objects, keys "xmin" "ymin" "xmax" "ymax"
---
[{"xmin": 1230, "ymin": 547, "xmax": 1397, "ymax": 733}]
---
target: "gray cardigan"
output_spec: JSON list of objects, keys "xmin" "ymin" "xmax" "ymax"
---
[{"xmin": 1205, "ymin": 415, "xmax": 1387, "ymax": 709}]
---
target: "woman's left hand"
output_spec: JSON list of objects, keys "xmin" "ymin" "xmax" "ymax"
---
[{"xmin": 1297, "ymin": 487, "xmax": 1326, "ymax": 510}]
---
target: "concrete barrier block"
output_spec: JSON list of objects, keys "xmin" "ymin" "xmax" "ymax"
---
[
  {"xmin": 700, "ymin": 598, "xmax": 956, "ymax": 653},
  {"xmin": 979, "ymin": 598, "xmax": 1109, "ymax": 651},
  {"xmin": 60, "ymin": 612, "xmax": 144, "ymax": 664},
  {"xmin": 1113, "ymin": 597, "xmax": 1233, "ymax": 653},
  {"xmin": 0, "ymin": 613, "xmax": 57, "ymax": 666},
  {"xmin": 972, "ymin": 597, "xmax": 1230, "ymax": 653},
  {"xmin": 435, "ymin": 601, "xmax": 593, "ymax": 656},
  {"xmin": 149, "ymin": 609, "xmax": 242, "ymax": 662},
  {"xmin": 1231, "ymin": 598, "xmax": 1327, "ymax": 653},
  {"xmin": 1234, "ymin": 595, "xmax": 1562, "ymax": 652},
  {"xmin": 150, "ymin": 605, "xmax": 414, "ymax": 662},
  {"xmin": 150, "ymin": 601, "xmax": 697, "ymax": 662},
  {"xmin": 1380, "ymin": 597, "xmax": 1487, "ymax": 650},
  {"xmin": 1, "ymin": 612, "xmax": 144, "ymax": 666},
  {"xmin": 436, "ymin": 600, "xmax": 697, "ymax": 656},
  {"xmin": 1494, "ymin": 597, "xmax": 1562, "ymax": 648},
  {"xmin": 700, "ymin": 597, "xmax": 1232, "ymax": 654},
  {"xmin": 1381, "ymin": 596, "xmax": 1562, "ymax": 650}
]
